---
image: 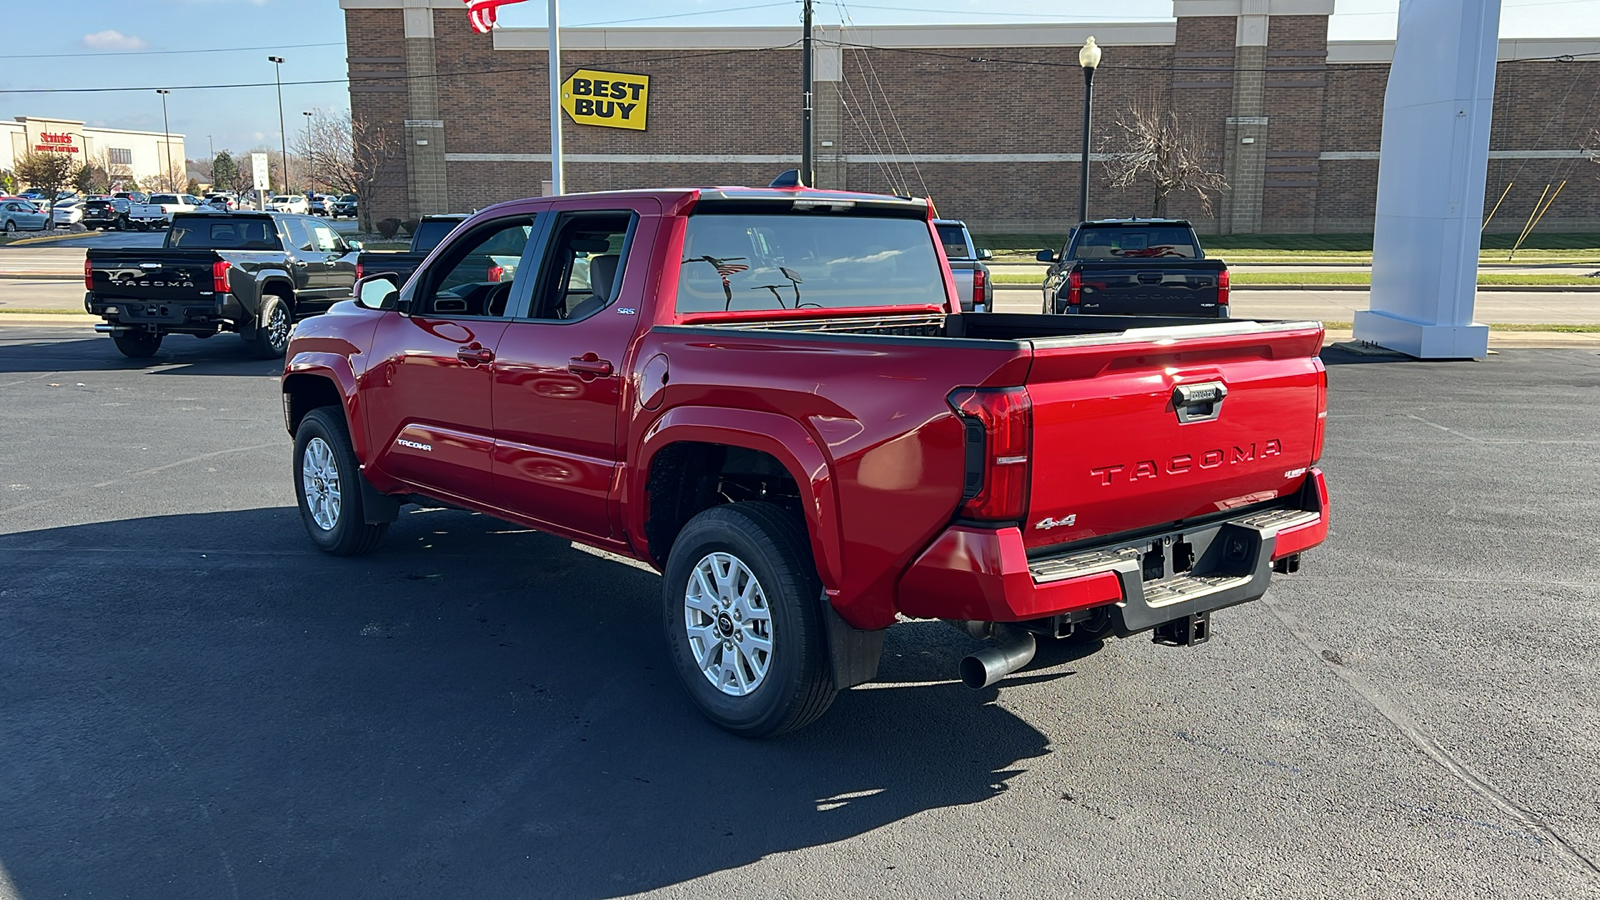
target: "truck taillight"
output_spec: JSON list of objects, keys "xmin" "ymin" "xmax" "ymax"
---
[
  {"xmin": 1217, "ymin": 268, "xmax": 1230, "ymax": 306},
  {"xmin": 354, "ymin": 261, "xmax": 364, "ymax": 282},
  {"xmin": 948, "ymin": 387, "xmax": 1031, "ymax": 522},
  {"xmin": 1066, "ymin": 270, "xmax": 1082, "ymax": 306},
  {"xmin": 84, "ymin": 257, "xmax": 92, "ymax": 290},
  {"xmin": 972, "ymin": 267, "xmax": 987, "ymax": 310},
  {"xmin": 488, "ymin": 263, "xmax": 505, "ymax": 283},
  {"xmin": 212, "ymin": 260, "xmax": 231, "ymax": 294},
  {"xmin": 1311, "ymin": 362, "xmax": 1327, "ymax": 465}
]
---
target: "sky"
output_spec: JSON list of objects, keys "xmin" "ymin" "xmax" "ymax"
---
[{"xmin": 1, "ymin": 0, "xmax": 1595, "ymax": 162}]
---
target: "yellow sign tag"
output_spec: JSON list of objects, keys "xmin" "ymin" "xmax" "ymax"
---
[{"xmin": 560, "ymin": 69, "xmax": 649, "ymax": 131}]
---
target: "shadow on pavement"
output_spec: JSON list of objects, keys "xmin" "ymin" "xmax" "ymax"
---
[
  {"xmin": 0, "ymin": 507, "xmax": 1063, "ymax": 899},
  {"xmin": 0, "ymin": 336, "xmax": 283, "ymax": 376}
]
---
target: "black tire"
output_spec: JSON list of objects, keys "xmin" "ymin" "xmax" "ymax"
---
[
  {"xmin": 3, "ymin": 221, "xmax": 15, "ymax": 234},
  {"xmin": 293, "ymin": 407, "xmax": 388, "ymax": 556},
  {"xmin": 250, "ymin": 294, "xmax": 293, "ymax": 358},
  {"xmin": 111, "ymin": 330, "xmax": 162, "ymax": 358},
  {"xmin": 662, "ymin": 502, "xmax": 837, "ymax": 738}
]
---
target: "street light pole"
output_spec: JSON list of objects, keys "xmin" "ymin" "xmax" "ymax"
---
[
  {"xmin": 302, "ymin": 111, "xmax": 314, "ymax": 194},
  {"xmin": 268, "ymin": 56, "xmax": 289, "ymax": 194},
  {"xmin": 156, "ymin": 89, "xmax": 173, "ymax": 191},
  {"xmin": 548, "ymin": 0, "xmax": 563, "ymax": 195},
  {"xmin": 800, "ymin": 0, "xmax": 813, "ymax": 187},
  {"xmin": 1077, "ymin": 36, "xmax": 1101, "ymax": 226}
]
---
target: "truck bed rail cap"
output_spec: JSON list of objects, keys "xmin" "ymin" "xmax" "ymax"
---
[{"xmin": 1033, "ymin": 319, "xmax": 1323, "ymax": 349}]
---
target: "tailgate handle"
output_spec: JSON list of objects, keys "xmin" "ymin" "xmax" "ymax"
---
[
  {"xmin": 1173, "ymin": 382, "xmax": 1228, "ymax": 424},
  {"xmin": 1137, "ymin": 271, "xmax": 1162, "ymax": 285}
]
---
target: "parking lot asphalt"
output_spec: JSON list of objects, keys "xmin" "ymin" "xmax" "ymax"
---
[{"xmin": 1, "ymin": 328, "xmax": 1598, "ymax": 899}]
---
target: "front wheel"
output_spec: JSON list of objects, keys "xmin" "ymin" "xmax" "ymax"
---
[
  {"xmin": 3, "ymin": 221, "xmax": 15, "ymax": 234},
  {"xmin": 294, "ymin": 407, "xmax": 388, "ymax": 556},
  {"xmin": 111, "ymin": 330, "xmax": 162, "ymax": 358},
  {"xmin": 662, "ymin": 502, "xmax": 837, "ymax": 738},
  {"xmin": 250, "ymin": 295, "xmax": 293, "ymax": 358}
]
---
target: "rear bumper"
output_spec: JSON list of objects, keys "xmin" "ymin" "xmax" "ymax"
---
[
  {"xmin": 89, "ymin": 292, "xmax": 247, "ymax": 331},
  {"xmin": 897, "ymin": 468, "xmax": 1329, "ymax": 630}
]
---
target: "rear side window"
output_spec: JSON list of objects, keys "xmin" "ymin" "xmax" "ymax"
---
[
  {"xmin": 675, "ymin": 213, "xmax": 947, "ymax": 314},
  {"xmin": 1071, "ymin": 226, "xmax": 1200, "ymax": 260},
  {"xmin": 167, "ymin": 218, "xmax": 281, "ymax": 250},
  {"xmin": 935, "ymin": 224, "xmax": 971, "ymax": 259}
]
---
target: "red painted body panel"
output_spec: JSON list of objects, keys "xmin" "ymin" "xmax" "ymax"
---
[{"xmin": 283, "ymin": 185, "xmax": 1330, "ymax": 635}]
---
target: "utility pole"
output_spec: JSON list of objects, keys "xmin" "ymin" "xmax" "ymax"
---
[
  {"xmin": 268, "ymin": 56, "xmax": 289, "ymax": 194},
  {"xmin": 156, "ymin": 89, "xmax": 173, "ymax": 191},
  {"xmin": 549, "ymin": 0, "xmax": 563, "ymax": 194},
  {"xmin": 800, "ymin": 0, "xmax": 813, "ymax": 187}
]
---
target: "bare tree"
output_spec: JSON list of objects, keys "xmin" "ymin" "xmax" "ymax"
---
[
  {"xmin": 293, "ymin": 109, "xmax": 400, "ymax": 230},
  {"xmin": 1101, "ymin": 97, "xmax": 1229, "ymax": 217}
]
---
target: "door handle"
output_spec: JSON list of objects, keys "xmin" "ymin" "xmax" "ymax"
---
[
  {"xmin": 457, "ymin": 346, "xmax": 495, "ymax": 365},
  {"xmin": 293, "ymin": 260, "xmax": 307, "ymax": 267},
  {"xmin": 568, "ymin": 356, "xmax": 614, "ymax": 378}
]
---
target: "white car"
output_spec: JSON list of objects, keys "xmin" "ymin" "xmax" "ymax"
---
[
  {"xmin": 52, "ymin": 199, "xmax": 84, "ymax": 227},
  {"xmin": 270, "ymin": 195, "xmax": 310, "ymax": 214},
  {"xmin": 148, "ymin": 193, "xmax": 202, "ymax": 220}
]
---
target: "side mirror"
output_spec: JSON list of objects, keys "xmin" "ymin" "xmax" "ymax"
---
[
  {"xmin": 977, "ymin": 248, "xmax": 993, "ymax": 260},
  {"xmin": 353, "ymin": 273, "xmax": 399, "ymax": 310},
  {"xmin": 347, "ymin": 239, "xmax": 364, "ymax": 251},
  {"xmin": 1036, "ymin": 249, "xmax": 1056, "ymax": 263}
]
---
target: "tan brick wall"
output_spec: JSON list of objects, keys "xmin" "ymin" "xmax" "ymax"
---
[{"xmin": 345, "ymin": 9, "xmax": 1600, "ymax": 234}]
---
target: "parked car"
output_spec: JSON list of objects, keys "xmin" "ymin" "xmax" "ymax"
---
[
  {"xmin": 270, "ymin": 195, "xmax": 310, "ymax": 214},
  {"xmin": 83, "ymin": 197, "xmax": 133, "ymax": 231},
  {"xmin": 148, "ymin": 193, "xmax": 202, "ymax": 221},
  {"xmin": 1038, "ymin": 219, "xmax": 1230, "ymax": 317},
  {"xmin": 1, "ymin": 198, "xmax": 51, "ymax": 233},
  {"xmin": 934, "ymin": 218, "xmax": 994, "ymax": 313},
  {"xmin": 27, "ymin": 198, "xmax": 52, "ymax": 213},
  {"xmin": 112, "ymin": 191, "xmax": 150, "ymax": 205},
  {"xmin": 331, "ymin": 194, "xmax": 358, "ymax": 218},
  {"xmin": 351, "ymin": 213, "xmax": 469, "ymax": 286},
  {"xmin": 204, "ymin": 192, "xmax": 238, "ymax": 211},
  {"xmin": 86, "ymin": 212, "xmax": 362, "ymax": 358},
  {"xmin": 280, "ymin": 184, "xmax": 1331, "ymax": 737},
  {"xmin": 52, "ymin": 199, "xmax": 84, "ymax": 228},
  {"xmin": 307, "ymin": 194, "xmax": 335, "ymax": 216}
]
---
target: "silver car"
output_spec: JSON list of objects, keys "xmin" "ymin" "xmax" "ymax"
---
[{"xmin": 1, "ymin": 199, "xmax": 50, "ymax": 233}]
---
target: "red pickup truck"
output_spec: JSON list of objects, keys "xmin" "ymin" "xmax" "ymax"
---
[{"xmin": 281, "ymin": 186, "xmax": 1329, "ymax": 737}]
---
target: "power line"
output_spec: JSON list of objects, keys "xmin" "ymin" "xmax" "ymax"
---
[
  {"xmin": 0, "ymin": 41, "xmax": 344, "ymax": 61},
  {"xmin": 575, "ymin": 2, "xmax": 797, "ymax": 27}
]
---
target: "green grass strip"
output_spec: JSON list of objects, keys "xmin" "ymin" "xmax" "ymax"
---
[{"xmin": 990, "ymin": 271, "xmax": 1598, "ymax": 286}]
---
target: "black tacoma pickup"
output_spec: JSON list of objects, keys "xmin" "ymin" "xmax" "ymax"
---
[
  {"xmin": 86, "ymin": 212, "xmax": 361, "ymax": 358},
  {"xmin": 352, "ymin": 213, "xmax": 468, "ymax": 287},
  {"xmin": 1037, "ymin": 219, "xmax": 1229, "ymax": 317}
]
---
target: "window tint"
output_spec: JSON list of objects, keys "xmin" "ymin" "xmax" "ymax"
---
[
  {"xmin": 530, "ymin": 213, "xmax": 633, "ymax": 322},
  {"xmin": 411, "ymin": 219, "xmax": 462, "ymax": 253},
  {"xmin": 418, "ymin": 218, "xmax": 535, "ymax": 318},
  {"xmin": 150, "ymin": 194, "xmax": 179, "ymax": 204},
  {"xmin": 675, "ymin": 213, "xmax": 947, "ymax": 314},
  {"xmin": 1071, "ymin": 226, "xmax": 1199, "ymax": 260},
  {"xmin": 167, "ymin": 218, "xmax": 280, "ymax": 249},
  {"xmin": 283, "ymin": 218, "xmax": 316, "ymax": 252},
  {"xmin": 935, "ymin": 224, "xmax": 971, "ymax": 259}
]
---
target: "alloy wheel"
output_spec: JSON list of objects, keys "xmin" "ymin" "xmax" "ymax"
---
[
  {"xmin": 301, "ymin": 437, "xmax": 342, "ymax": 530},
  {"xmin": 684, "ymin": 552, "xmax": 775, "ymax": 697}
]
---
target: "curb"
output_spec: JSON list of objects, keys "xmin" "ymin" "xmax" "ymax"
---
[{"xmin": 0, "ymin": 272, "xmax": 81, "ymax": 281}]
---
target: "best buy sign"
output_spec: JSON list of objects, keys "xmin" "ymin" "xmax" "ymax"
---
[{"xmin": 560, "ymin": 69, "xmax": 650, "ymax": 131}]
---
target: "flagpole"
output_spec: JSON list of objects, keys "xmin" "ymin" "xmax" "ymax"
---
[{"xmin": 549, "ymin": 0, "xmax": 563, "ymax": 195}]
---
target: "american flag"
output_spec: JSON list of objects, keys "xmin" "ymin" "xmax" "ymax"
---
[
  {"xmin": 701, "ymin": 256, "xmax": 748, "ymax": 277},
  {"xmin": 463, "ymin": 0, "xmax": 528, "ymax": 34}
]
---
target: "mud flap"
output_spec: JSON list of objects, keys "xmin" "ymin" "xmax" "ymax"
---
[{"xmin": 823, "ymin": 600, "xmax": 885, "ymax": 690}]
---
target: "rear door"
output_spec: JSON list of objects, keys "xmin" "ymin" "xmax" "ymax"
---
[
  {"xmin": 489, "ymin": 203, "xmax": 654, "ymax": 539},
  {"xmin": 1020, "ymin": 322, "xmax": 1325, "ymax": 551},
  {"xmin": 362, "ymin": 214, "xmax": 539, "ymax": 504}
]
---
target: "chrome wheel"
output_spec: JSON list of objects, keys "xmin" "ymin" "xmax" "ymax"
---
[
  {"xmin": 301, "ymin": 436, "xmax": 341, "ymax": 531},
  {"xmin": 685, "ymin": 552, "xmax": 774, "ymax": 696},
  {"xmin": 266, "ymin": 303, "xmax": 291, "ymax": 350}
]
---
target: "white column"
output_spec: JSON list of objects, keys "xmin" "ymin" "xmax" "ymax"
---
[{"xmin": 1353, "ymin": 0, "xmax": 1501, "ymax": 359}]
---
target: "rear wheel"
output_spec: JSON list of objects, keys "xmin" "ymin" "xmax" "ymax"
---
[
  {"xmin": 662, "ymin": 502, "xmax": 837, "ymax": 738},
  {"xmin": 294, "ymin": 407, "xmax": 388, "ymax": 556},
  {"xmin": 4, "ymin": 221, "xmax": 15, "ymax": 234},
  {"xmin": 250, "ymin": 295, "xmax": 293, "ymax": 358},
  {"xmin": 111, "ymin": 330, "xmax": 162, "ymax": 358}
]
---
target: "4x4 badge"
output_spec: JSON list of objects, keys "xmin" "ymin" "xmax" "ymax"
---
[{"xmin": 1035, "ymin": 515, "xmax": 1076, "ymax": 530}]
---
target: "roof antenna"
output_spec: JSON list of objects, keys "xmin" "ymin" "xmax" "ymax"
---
[{"xmin": 770, "ymin": 169, "xmax": 802, "ymax": 188}]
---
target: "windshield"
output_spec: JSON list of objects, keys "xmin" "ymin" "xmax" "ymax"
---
[
  {"xmin": 411, "ymin": 219, "xmax": 462, "ymax": 252},
  {"xmin": 166, "ymin": 218, "xmax": 280, "ymax": 250},
  {"xmin": 1070, "ymin": 226, "xmax": 1200, "ymax": 260},
  {"xmin": 675, "ymin": 213, "xmax": 946, "ymax": 315}
]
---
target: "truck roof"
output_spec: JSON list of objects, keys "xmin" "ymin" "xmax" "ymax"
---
[
  {"xmin": 1079, "ymin": 218, "xmax": 1194, "ymax": 228},
  {"xmin": 472, "ymin": 185, "xmax": 930, "ymax": 217}
]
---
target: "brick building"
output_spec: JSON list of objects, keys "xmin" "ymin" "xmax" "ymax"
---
[{"xmin": 340, "ymin": 0, "xmax": 1600, "ymax": 234}]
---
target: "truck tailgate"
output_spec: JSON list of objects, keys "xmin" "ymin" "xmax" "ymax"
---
[
  {"xmin": 1022, "ymin": 321, "xmax": 1325, "ymax": 551},
  {"xmin": 88, "ymin": 251, "xmax": 217, "ymax": 303},
  {"xmin": 1077, "ymin": 263, "xmax": 1224, "ymax": 316}
]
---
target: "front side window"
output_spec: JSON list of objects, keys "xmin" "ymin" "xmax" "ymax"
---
[
  {"xmin": 529, "ymin": 213, "xmax": 634, "ymax": 322},
  {"xmin": 417, "ymin": 218, "xmax": 536, "ymax": 318},
  {"xmin": 675, "ymin": 213, "xmax": 946, "ymax": 314},
  {"xmin": 283, "ymin": 218, "xmax": 316, "ymax": 252},
  {"xmin": 310, "ymin": 223, "xmax": 342, "ymax": 252}
]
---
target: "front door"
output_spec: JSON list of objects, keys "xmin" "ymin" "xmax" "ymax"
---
[
  {"xmin": 490, "ymin": 206, "xmax": 651, "ymax": 539},
  {"xmin": 361, "ymin": 214, "xmax": 539, "ymax": 504}
]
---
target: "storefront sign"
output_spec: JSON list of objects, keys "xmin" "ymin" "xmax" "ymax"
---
[
  {"xmin": 34, "ymin": 131, "xmax": 80, "ymax": 153},
  {"xmin": 560, "ymin": 69, "xmax": 649, "ymax": 131}
]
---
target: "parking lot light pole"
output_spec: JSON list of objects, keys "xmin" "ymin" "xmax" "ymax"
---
[
  {"xmin": 156, "ymin": 89, "xmax": 173, "ymax": 191},
  {"xmin": 268, "ymin": 56, "xmax": 289, "ymax": 194},
  {"xmin": 302, "ymin": 111, "xmax": 314, "ymax": 195},
  {"xmin": 1078, "ymin": 36, "xmax": 1101, "ymax": 226}
]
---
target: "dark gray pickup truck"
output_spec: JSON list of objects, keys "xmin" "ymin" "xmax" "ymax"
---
[
  {"xmin": 351, "ymin": 213, "xmax": 468, "ymax": 287},
  {"xmin": 86, "ymin": 212, "xmax": 361, "ymax": 358},
  {"xmin": 1037, "ymin": 219, "xmax": 1229, "ymax": 317}
]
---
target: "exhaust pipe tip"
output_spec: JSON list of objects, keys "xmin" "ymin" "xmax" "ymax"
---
[{"xmin": 959, "ymin": 627, "xmax": 1036, "ymax": 690}]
